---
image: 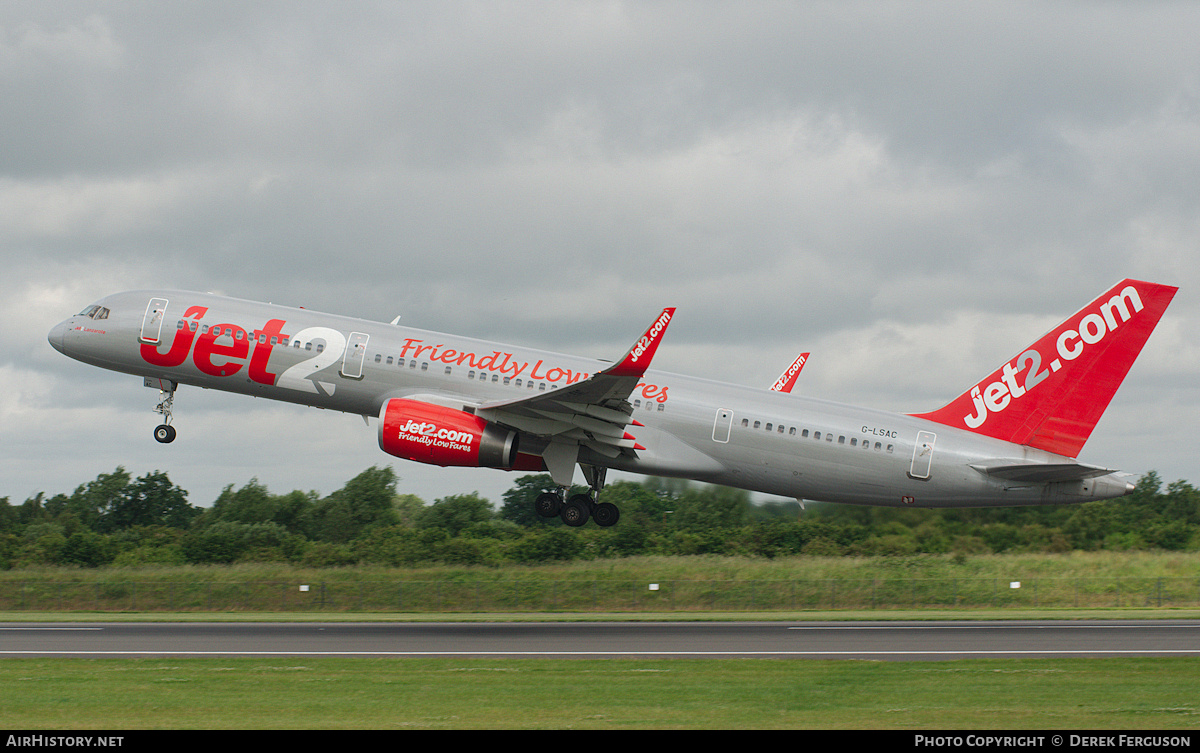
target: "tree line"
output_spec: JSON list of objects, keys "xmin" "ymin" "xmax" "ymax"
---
[{"xmin": 1, "ymin": 466, "xmax": 1196, "ymax": 569}]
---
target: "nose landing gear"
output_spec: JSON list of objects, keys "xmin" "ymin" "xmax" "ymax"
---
[{"xmin": 147, "ymin": 378, "xmax": 177, "ymax": 443}]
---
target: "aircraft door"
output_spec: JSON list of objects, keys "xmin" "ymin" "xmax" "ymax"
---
[
  {"xmin": 712, "ymin": 408, "xmax": 734, "ymax": 443},
  {"xmin": 139, "ymin": 298, "xmax": 169, "ymax": 344},
  {"xmin": 340, "ymin": 332, "xmax": 370, "ymax": 379},
  {"xmin": 910, "ymin": 431, "xmax": 936, "ymax": 479}
]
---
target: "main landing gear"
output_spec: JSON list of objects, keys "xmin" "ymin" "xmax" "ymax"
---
[
  {"xmin": 151, "ymin": 379, "xmax": 177, "ymax": 444},
  {"xmin": 534, "ymin": 465, "xmax": 620, "ymax": 527}
]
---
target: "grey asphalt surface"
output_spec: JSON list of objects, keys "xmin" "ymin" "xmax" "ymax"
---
[{"xmin": 3, "ymin": 620, "xmax": 1199, "ymax": 660}]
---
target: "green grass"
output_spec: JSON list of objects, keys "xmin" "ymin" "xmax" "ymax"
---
[
  {"xmin": 2, "ymin": 656, "xmax": 1197, "ymax": 729},
  {"xmin": 4, "ymin": 552, "xmax": 1199, "ymax": 613},
  {"xmin": 5, "ymin": 550, "xmax": 1199, "ymax": 584}
]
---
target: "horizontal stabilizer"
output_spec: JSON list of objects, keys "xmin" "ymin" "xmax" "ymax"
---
[{"xmin": 970, "ymin": 462, "xmax": 1117, "ymax": 484}]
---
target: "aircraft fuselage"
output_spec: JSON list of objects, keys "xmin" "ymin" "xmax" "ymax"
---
[{"xmin": 49, "ymin": 288, "xmax": 1143, "ymax": 509}]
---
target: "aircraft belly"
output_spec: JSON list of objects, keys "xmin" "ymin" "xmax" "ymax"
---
[{"xmin": 606, "ymin": 424, "xmax": 726, "ymax": 481}]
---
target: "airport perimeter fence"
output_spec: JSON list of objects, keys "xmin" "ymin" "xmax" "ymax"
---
[{"xmin": 2, "ymin": 576, "xmax": 1200, "ymax": 612}]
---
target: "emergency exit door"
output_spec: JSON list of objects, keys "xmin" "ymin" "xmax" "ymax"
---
[
  {"xmin": 340, "ymin": 332, "xmax": 370, "ymax": 379},
  {"xmin": 139, "ymin": 298, "xmax": 169, "ymax": 344},
  {"xmin": 909, "ymin": 431, "xmax": 937, "ymax": 480},
  {"xmin": 712, "ymin": 408, "xmax": 734, "ymax": 443}
]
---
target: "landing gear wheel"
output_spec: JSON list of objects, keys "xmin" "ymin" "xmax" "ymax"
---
[
  {"xmin": 592, "ymin": 502, "xmax": 620, "ymax": 527},
  {"xmin": 154, "ymin": 424, "xmax": 176, "ymax": 444},
  {"xmin": 560, "ymin": 495, "xmax": 591, "ymax": 527},
  {"xmin": 535, "ymin": 491, "xmax": 562, "ymax": 518}
]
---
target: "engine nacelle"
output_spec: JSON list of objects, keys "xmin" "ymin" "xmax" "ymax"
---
[{"xmin": 378, "ymin": 398, "xmax": 519, "ymax": 469}]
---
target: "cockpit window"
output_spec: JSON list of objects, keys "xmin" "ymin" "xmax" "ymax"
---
[{"xmin": 77, "ymin": 305, "xmax": 110, "ymax": 320}]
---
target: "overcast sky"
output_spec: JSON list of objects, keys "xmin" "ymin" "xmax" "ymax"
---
[{"xmin": 3, "ymin": 1, "xmax": 1197, "ymax": 509}]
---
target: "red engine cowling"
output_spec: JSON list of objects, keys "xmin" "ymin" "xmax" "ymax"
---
[{"xmin": 378, "ymin": 398, "xmax": 519, "ymax": 469}]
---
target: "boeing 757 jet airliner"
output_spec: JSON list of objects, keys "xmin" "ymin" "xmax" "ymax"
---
[{"xmin": 49, "ymin": 278, "xmax": 1176, "ymax": 527}]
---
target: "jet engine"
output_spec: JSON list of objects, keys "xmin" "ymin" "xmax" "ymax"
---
[{"xmin": 378, "ymin": 398, "xmax": 519, "ymax": 469}]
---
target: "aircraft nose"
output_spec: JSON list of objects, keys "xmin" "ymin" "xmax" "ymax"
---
[{"xmin": 48, "ymin": 319, "xmax": 70, "ymax": 354}]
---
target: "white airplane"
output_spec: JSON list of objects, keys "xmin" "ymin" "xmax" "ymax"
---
[{"xmin": 49, "ymin": 278, "xmax": 1176, "ymax": 527}]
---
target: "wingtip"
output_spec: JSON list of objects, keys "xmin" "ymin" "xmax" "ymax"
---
[{"xmin": 608, "ymin": 307, "xmax": 676, "ymax": 378}]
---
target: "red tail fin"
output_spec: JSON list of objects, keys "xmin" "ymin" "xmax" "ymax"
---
[{"xmin": 911, "ymin": 279, "xmax": 1177, "ymax": 457}]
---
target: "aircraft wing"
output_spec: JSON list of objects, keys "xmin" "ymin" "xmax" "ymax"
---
[
  {"xmin": 475, "ymin": 308, "xmax": 674, "ymax": 478},
  {"xmin": 970, "ymin": 462, "xmax": 1119, "ymax": 484}
]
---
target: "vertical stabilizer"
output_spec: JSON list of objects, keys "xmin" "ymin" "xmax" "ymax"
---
[{"xmin": 911, "ymin": 279, "xmax": 1177, "ymax": 457}]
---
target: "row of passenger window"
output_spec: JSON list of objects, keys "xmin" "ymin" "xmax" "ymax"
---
[
  {"xmin": 740, "ymin": 417, "xmax": 894, "ymax": 453},
  {"xmin": 370, "ymin": 352, "xmax": 667, "ymax": 412},
  {"xmin": 174, "ymin": 320, "xmax": 288, "ymax": 345},
  {"xmin": 373, "ymin": 352, "xmax": 555, "ymax": 391}
]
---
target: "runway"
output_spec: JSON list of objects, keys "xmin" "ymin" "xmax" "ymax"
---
[{"xmin": 3, "ymin": 620, "xmax": 1200, "ymax": 660}]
